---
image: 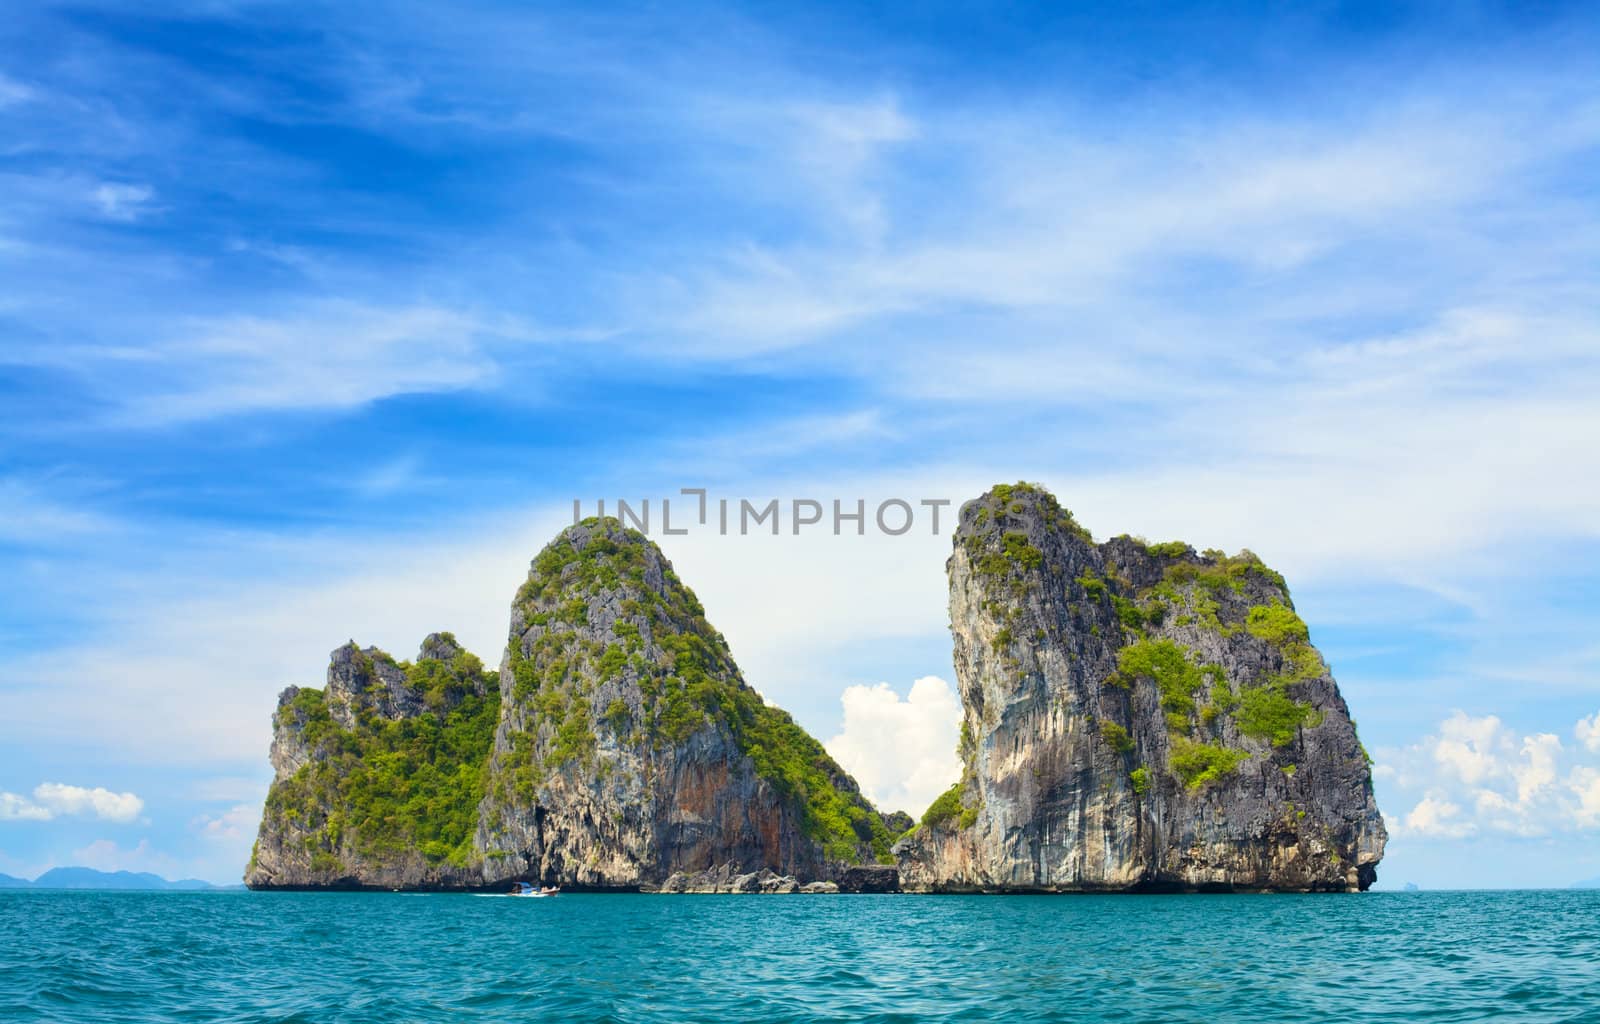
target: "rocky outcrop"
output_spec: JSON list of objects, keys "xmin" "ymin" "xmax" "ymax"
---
[
  {"xmin": 246, "ymin": 633, "xmax": 499, "ymax": 889},
  {"xmin": 895, "ymin": 484, "xmax": 1386, "ymax": 893},
  {"xmin": 247, "ymin": 520, "xmax": 899, "ymax": 890},
  {"xmin": 650, "ymin": 864, "xmax": 807, "ymax": 893},
  {"xmin": 475, "ymin": 519, "xmax": 895, "ymax": 886},
  {"xmin": 248, "ymin": 495, "xmax": 1385, "ymax": 895}
]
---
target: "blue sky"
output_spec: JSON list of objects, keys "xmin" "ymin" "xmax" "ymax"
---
[{"xmin": 2, "ymin": 0, "xmax": 1599, "ymax": 887}]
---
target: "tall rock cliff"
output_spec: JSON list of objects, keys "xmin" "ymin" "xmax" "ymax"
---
[
  {"xmin": 247, "ymin": 519, "xmax": 895, "ymax": 889},
  {"xmin": 895, "ymin": 483, "xmax": 1386, "ymax": 892},
  {"xmin": 475, "ymin": 519, "xmax": 893, "ymax": 886}
]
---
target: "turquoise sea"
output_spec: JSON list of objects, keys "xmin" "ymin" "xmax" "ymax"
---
[{"xmin": 4, "ymin": 890, "xmax": 1598, "ymax": 1022}]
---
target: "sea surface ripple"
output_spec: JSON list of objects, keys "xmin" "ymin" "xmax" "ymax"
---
[{"xmin": 3, "ymin": 889, "xmax": 1598, "ymax": 1022}]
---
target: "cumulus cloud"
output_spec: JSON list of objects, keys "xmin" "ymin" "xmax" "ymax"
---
[
  {"xmin": 1577, "ymin": 712, "xmax": 1600, "ymax": 754},
  {"xmin": 0, "ymin": 792, "xmax": 53, "ymax": 821},
  {"xmin": 1379, "ymin": 711, "xmax": 1600, "ymax": 839},
  {"xmin": 0, "ymin": 783, "xmax": 144, "ymax": 823},
  {"xmin": 1573, "ymin": 768, "xmax": 1600, "ymax": 828},
  {"xmin": 825, "ymin": 676, "xmax": 962, "ymax": 815},
  {"xmin": 1431, "ymin": 712, "xmax": 1507, "ymax": 787},
  {"xmin": 1403, "ymin": 795, "xmax": 1473, "ymax": 839}
]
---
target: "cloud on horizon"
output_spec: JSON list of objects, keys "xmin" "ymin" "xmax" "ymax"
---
[
  {"xmin": 0, "ymin": 783, "xmax": 144, "ymax": 824},
  {"xmin": 1378, "ymin": 710, "xmax": 1600, "ymax": 840}
]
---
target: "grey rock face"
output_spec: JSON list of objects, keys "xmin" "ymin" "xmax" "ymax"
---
[
  {"xmin": 472, "ymin": 519, "xmax": 892, "ymax": 887},
  {"xmin": 652, "ymin": 864, "xmax": 816, "ymax": 893},
  {"xmin": 837, "ymin": 865, "xmax": 900, "ymax": 893},
  {"xmin": 324, "ymin": 643, "xmax": 421, "ymax": 728},
  {"xmin": 895, "ymin": 484, "xmax": 1386, "ymax": 893}
]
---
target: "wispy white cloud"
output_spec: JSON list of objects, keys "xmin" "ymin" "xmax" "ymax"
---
[
  {"xmin": 0, "ymin": 480, "xmax": 115, "ymax": 544},
  {"xmin": 120, "ymin": 302, "xmax": 498, "ymax": 425},
  {"xmin": 657, "ymin": 85, "xmax": 1600, "ymax": 352},
  {"xmin": 90, "ymin": 182, "xmax": 154, "ymax": 221},
  {"xmin": 0, "ymin": 72, "xmax": 35, "ymax": 108},
  {"xmin": 1048, "ymin": 307, "xmax": 1600, "ymax": 584},
  {"xmin": 729, "ymin": 94, "xmax": 916, "ymax": 244},
  {"xmin": 664, "ymin": 409, "xmax": 893, "ymax": 473},
  {"xmin": 350, "ymin": 454, "xmax": 426, "ymax": 499}
]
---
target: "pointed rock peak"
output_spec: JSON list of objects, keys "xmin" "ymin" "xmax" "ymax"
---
[
  {"xmin": 956, "ymin": 482, "xmax": 1095, "ymax": 559},
  {"xmin": 549, "ymin": 515, "xmax": 660, "ymax": 559},
  {"xmin": 521, "ymin": 517, "xmax": 677, "ymax": 596},
  {"xmin": 512, "ymin": 515, "xmax": 714, "ymax": 652},
  {"xmin": 328, "ymin": 640, "xmax": 390, "ymax": 668},
  {"xmin": 323, "ymin": 643, "xmax": 406, "ymax": 723},
  {"xmin": 961, "ymin": 481, "xmax": 1090, "ymax": 534},
  {"xmin": 326, "ymin": 640, "xmax": 403, "ymax": 688},
  {"xmin": 419, "ymin": 631, "xmax": 464, "ymax": 663}
]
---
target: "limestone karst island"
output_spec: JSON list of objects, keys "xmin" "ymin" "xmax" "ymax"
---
[{"xmin": 247, "ymin": 484, "xmax": 1386, "ymax": 894}]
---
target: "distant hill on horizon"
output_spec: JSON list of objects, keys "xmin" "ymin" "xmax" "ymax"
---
[
  {"xmin": 0, "ymin": 867, "xmax": 234, "ymax": 891},
  {"xmin": 1574, "ymin": 876, "xmax": 1600, "ymax": 889}
]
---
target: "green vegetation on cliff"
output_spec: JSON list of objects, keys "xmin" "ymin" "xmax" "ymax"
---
[
  {"xmin": 1235, "ymin": 684, "xmax": 1322, "ymax": 746},
  {"xmin": 920, "ymin": 784, "xmax": 963, "ymax": 828},
  {"xmin": 503, "ymin": 519, "xmax": 894, "ymax": 865},
  {"xmin": 915, "ymin": 715, "xmax": 984, "ymax": 834},
  {"xmin": 964, "ymin": 484, "xmax": 1350, "ymax": 794},
  {"xmin": 1094, "ymin": 537, "xmax": 1326, "ymax": 779},
  {"xmin": 1111, "ymin": 640, "xmax": 1206, "ymax": 717},
  {"xmin": 1244, "ymin": 602, "xmax": 1309, "ymax": 645},
  {"xmin": 1099, "ymin": 719, "xmax": 1135, "ymax": 755},
  {"xmin": 265, "ymin": 647, "xmax": 500, "ymax": 869},
  {"xmin": 919, "ymin": 781, "xmax": 978, "ymax": 831},
  {"xmin": 1169, "ymin": 738, "xmax": 1249, "ymax": 789}
]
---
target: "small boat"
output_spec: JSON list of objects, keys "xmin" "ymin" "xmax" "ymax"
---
[{"xmin": 509, "ymin": 882, "xmax": 560, "ymax": 898}]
